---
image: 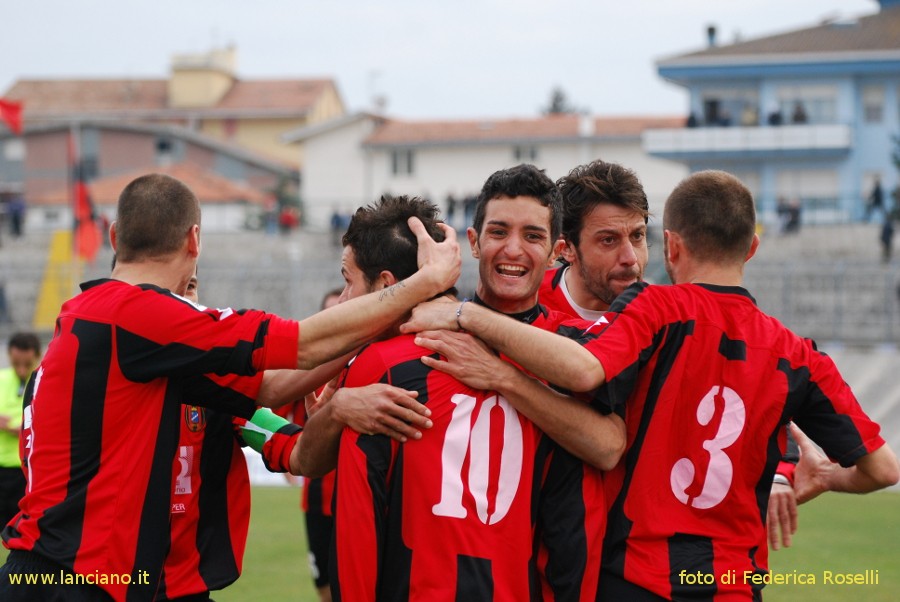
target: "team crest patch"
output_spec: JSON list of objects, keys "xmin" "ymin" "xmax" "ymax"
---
[{"xmin": 184, "ymin": 405, "xmax": 206, "ymax": 432}]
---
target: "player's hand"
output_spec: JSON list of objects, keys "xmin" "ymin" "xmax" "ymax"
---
[
  {"xmin": 305, "ymin": 376, "xmax": 339, "ymax": 417},
  {"xmin": 791, "ymin": 423, "xmax": 834, "ymax": 504},
  {"xmin": 416, "ymin": 330, "xmax": 515, "ymax": 391},
  {"xmin": 767, "ymin": 482, "xmax": 798, "ymax": 550},
  {"xmin": 330, "ymin": 383, "xmax": 432, "ymax": 442},
  {"xmin": 410, "ymin": 217, "xmax": 460, "ymax": 294},
  {"xmin": 400, "ymin": 296, "xmax": 459, "ymax": 334}
]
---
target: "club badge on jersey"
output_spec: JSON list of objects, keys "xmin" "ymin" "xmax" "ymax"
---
[{"xmin": 184, "ymin": 405, "xmax": 207, "ymax": 432}]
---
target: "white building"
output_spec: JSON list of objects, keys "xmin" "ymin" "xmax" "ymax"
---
[{"xmin": 285, "ymin": 112, "xmax": 688, "ymax": 230}]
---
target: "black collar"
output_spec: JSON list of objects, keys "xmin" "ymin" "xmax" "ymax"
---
[{"xmin": 473, "ymin": 294, "xmax": 547, "ymax": 325}]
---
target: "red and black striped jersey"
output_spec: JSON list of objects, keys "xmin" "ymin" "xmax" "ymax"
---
[
  {"xmin": 332, "ymin": 334, "xmax": 544, "ymax": 602},
  {"xmin": 2, "ymin": 279, "xmax": 299, "ymax": 602},
  {"xmin": 581, "ymin": 282, "xmax": 886, "ymax": 600},
  {"xmin": 157, "ymin": 372, "xmax": 292, "ymax": 601},
  {"xmin": 538, "ymin": 266, "xmax": 580, "ymax": 319},
  {"xmin": 521, "ymin": 304, "xmax": 606, "ymax": 602}
]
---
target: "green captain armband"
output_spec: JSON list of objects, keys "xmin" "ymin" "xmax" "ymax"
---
[{"xmin": 240, "ymin": 408, "xmax": 292, "ymax": 454}]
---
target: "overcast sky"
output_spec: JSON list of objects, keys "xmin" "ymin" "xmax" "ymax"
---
[{"xmin": 2, "ymin": 0, "xmax": 879, "ymax": 119}]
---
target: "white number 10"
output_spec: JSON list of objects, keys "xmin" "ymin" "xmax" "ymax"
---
[{"xmin": 432, "ymin": 393, "xmax": 523, "ymax": 525}]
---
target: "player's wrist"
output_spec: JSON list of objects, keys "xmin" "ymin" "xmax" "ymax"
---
[
  {"xmin": 772, "ymin": 474, "xmax": 792, "ymax": 487},
  {"xmin": 456, "ymin": 298, "xmax": 469, "ymax": 331}
]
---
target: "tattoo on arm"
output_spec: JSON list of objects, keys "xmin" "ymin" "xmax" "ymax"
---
[{"xmin": 378, "ymin": 280, "xmax": 406, "ymax": 301}]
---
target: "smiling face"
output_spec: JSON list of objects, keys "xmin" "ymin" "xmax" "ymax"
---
[
  {"xmin": 470, "ymin": 195, "xmax": 562, "ymax": 314},
  {"xmin": 562, "ymin": 202, "xmax": 648, "ymax": 309}
]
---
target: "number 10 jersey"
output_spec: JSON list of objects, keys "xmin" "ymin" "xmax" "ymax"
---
[{"xmin": 332, "ymin": 333, "xmax": 544, "ymax": 602}]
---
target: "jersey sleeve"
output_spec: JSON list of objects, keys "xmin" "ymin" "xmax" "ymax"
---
[
  {"xmin": 791, "ymin": 343, "xmax": 886, "ymax": 467},
  {"xmin": 333, "ymin": 348, "xmax": 397, "ymax": 602},
  {"xmin": 114, "ymin": 288, "xmax": 299, "ymax": 383},
  {"xmin": 178, "ymin": 372, "xmax": 264, "ymax": 419}
]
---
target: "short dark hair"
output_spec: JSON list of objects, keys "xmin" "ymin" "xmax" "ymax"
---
[
  {"xmin": 472, "ymin": 164, "xmax": 562, "ymax": 241},
  {"xmin": 557, "ymin": 160, "xmax": 650, "ymax": 247},
  {"xmin": 8, "ymin": 332, "xmax": 41, "ymax": 355},
  {"xmin": 115, "ymin": 174, "xmax": 201, "ymax": 262},
  {"xmin": 664, "ymin": 170, "xmax": 756, "ymax": 263},
  {"xmin": 343, "ymin": 195, "xmax": 445, "ymax": 285}
]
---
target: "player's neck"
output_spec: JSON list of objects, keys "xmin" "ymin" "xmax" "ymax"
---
[
  {"xmin": 111, "ymin": 258, "xmax": 194, "ymax": 295},
  {"xmin": 677, "ymin": 263, "xmax": 745, "ymax": 287}
]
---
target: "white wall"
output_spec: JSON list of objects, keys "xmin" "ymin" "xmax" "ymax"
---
[
  {"xmin": 301, "ymin": 126, "xmax": 688, "ymax": 230},
  {"xmin": 301, "ymin": 118, "xmax": 378, "ymax": 230}
]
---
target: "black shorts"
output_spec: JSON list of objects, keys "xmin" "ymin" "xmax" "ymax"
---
[
  {"xmin": 305, "ymin": 511, "xmax": 334, "ymax": 589},
  {"xmin": 0, "ymin": 550, "xmax": 113, "ymax": 602},
  {"xmin": 0, "ymin": 466, "xmax": 26, "ymax": 527}
]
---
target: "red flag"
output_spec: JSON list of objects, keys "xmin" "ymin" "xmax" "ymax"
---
[
  {"xmin": 70, "ymin": 129, "xmax": 101, "ymax": 263},
  {"xmin": 74, "ymin": 179, "xmax": 101, "ymax": 262},
  {"xmin": 0, "ymin": 98, "xmax": 23, "ymax": 135}
]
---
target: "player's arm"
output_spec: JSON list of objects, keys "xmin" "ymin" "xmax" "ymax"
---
[
  {"xmin": 768, "ymin": 427, "xmax": 800, "ymax": 550},
  {"xmin": 294, "ymin": 383, "xmax": 432, "ymax": 478},
  {"xmin": 235, "ymin": 408, "xmax": 303, "ymax": 474},
  {"xmin": 402, "ymin": 298, "xmax": 605, "ymax": 392},
  {"xmin": 792, "ymin": 423, "xmax": 900, "ymax": 504},
  {"xmin": 254, "ymin": 352, "xmax": 353, "ymax": 409},
  {"xmin": 295, "ymin": 218, "xmax": 460, "ymax": 369},
  {"xmin": 417, "ymin": 330, "xmax": 625, "ymax": 470}
]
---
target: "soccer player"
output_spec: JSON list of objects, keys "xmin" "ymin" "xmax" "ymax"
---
[
  {"xmin": 0, "ymin": 333, "xmax": 41, "ymax": 527},
  {"xmin": 544, "ymin": 158, "xmax": 800, "ymax": 550},
  {"xmin": 0, "ymin": 173, "xmax": 458, "ymax": 602},
  {"xmin": 405, "ymin": 169, "xmax": 900, "ymax": 600},
  {"xmin": 313, "ymin": 194, "xmax": 544, "ymax": 600},
  {"xmin": 540, "ymin": 160, "xmax": 649, "ymax": 321}
]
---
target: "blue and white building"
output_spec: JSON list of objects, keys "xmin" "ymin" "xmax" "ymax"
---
[{"xmin": 644, "ymin": 0, "xmax": 900, "ymax": 224}]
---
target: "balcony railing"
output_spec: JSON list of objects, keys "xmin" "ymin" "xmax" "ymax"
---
[{"xmin": 643, "ymin": 124, "xmax": 852, "ymax": 157}]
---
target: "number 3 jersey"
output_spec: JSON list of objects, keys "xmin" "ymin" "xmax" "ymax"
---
[
  {"xmin": 581, "ymin": 282, "xmax": 885, "ymax": 600},
  {"xmin": 332, "ymin": 334, "xmax": 544, "ymax": 602}
]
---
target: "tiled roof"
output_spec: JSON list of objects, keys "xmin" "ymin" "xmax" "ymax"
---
[
  {"xmin": 216, "ymin": 79, "xmax": 334, "ymax": 111},
  {"xmin": 661, "ymin": 6, "xmax": 900, "ymax": 64},
  {"xmin": 363, "ymin": 114, "xmax": 683, "ymax": 146},
  {"xmin": 593, "ymin": 116, "xmax": 686, "ymax": 136},
  {"xmin": 33, "ymin": 163, "xmax": 270, "ymax": 206},
  {"xmin": 3, "ymin": 77, "xmax": 337, "ymax": 117},
  {"xmin": 4, "ymin": 80, "xmax": 169, "ymax": 114}
]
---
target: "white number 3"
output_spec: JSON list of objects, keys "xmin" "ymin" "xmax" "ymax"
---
[{"xmin": 670, "ymin": 385, "xmax": 746, "ymax": 509}]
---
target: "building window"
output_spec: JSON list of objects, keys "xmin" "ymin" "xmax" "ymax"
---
[
  {"xmin": 776, "ymin": 85, "xmax": 838, "ymax": 124},
  {"xmin": 391, "ymin": 149, "xmax": 414, "ymax": 176},
  {"xmin": 513, "ymin": 145, "xmax": 538, "ymax": 161},
  {"xmin": 862, "ymin": 86, "xmax": 884, "ymax": 123}
]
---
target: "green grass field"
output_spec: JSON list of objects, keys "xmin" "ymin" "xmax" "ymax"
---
[{"xmin": 2, "ymin": 487, "xmax": 897, "ymax": 600}]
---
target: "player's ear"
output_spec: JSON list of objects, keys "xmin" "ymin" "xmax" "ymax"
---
[
  {"xmin": 109, "ymin": 221, "xmax": 119, "ymax": 251},
  {"xmin": 663, "ymin": 230, "xmax": 680, "ymax": 263},
  {"xmin": 745, "ymin": 233, "xmax": 760, "ymax": 262},
  {"xmin": 187, "ymin": 224, "xmax": 201, "ymax": 258},
  {"xmin": 467, "ymin": 227, "xmax": 480, "ymax": 259},
  {"xmin": 377, "ymin": 270, "xmax": 399, "ymax": 290},
  {"xmin": 560, "ymin": 239, "xmax": 577, "ymax": 264},
  {"xmin": 549, "ymin": 237, "xmax": 566, "ymax": 267}
]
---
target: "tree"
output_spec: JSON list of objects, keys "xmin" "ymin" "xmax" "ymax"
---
[{"xmin": 542, "ymin": 87, "xmax": 577, "ymax": 115}]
